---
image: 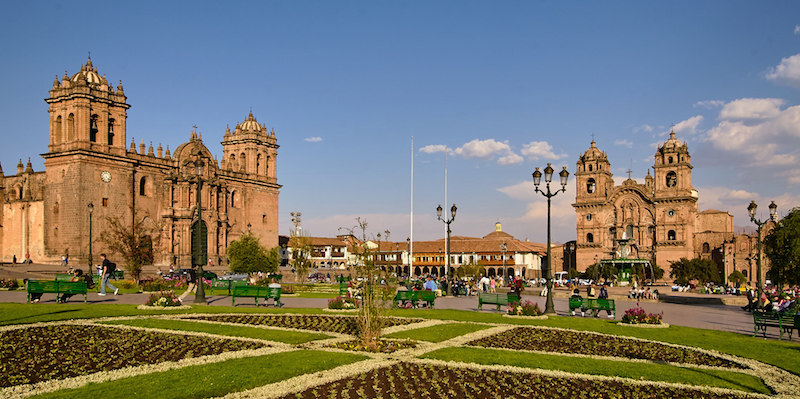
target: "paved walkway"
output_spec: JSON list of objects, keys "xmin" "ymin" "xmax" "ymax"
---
[{"xmin": 0, "ymin": 262, "xmax": 762, "ymax": 338}]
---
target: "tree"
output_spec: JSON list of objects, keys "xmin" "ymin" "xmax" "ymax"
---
[
  {"xmin": 669, "ymin": 258, "xmax": 719, "ymax": 285},
  {"xmin": 454, "ymin": 258, "xmax": 484, "ymax": 280},
  {"xmin": 99, "ymin": 207, "xmax": 161, "ymax": 281},
  {"xmin": 728, "ymin": 270, "xmax": 747, "ymax": 287},
  {"xmin": 583, "ymin": 262, "xmax": 618, "ymax": 282},
  {"xmin": 764, "ymin": 207, "xmax": 800, "ymax": 289},
  {"xmin": 631, "ymin": 263, "xmax": 664, "ymax": 282},
  {"xmin": 227, "ymin": 232, "xmax": 279, "ymax": 274},
  {"xmin": 289, "ymin": 235, "xmax": 313, "ymax": 282}
]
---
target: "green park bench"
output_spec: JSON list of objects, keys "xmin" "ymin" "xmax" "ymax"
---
[
  {"xmin": 211, "ymin": 278, "xmax": 248, "ymax": 295},
  {"xmin": 55, "ymin": 273, "xmax": 73, "ymax": 281},
  {"xmin": 112, "ymin": 270, "xmax": 124, "ymax": 280},
  {"xmin": 477, "ymin": 292, "xmax": 520, "ymax": 311},
  {"xmin": 232, "ymin": 285, "xmax": 281, "ymax": 307},
  {"xmin": 753, "ymin": 311, "xmax": 796, "ymax": 340},
  {"xmin": 392, "ymin": 290, "xmax": 436, "ymax": 309},
  {"xmin": 27, "ymin": 280, "xmax": 88, "ymax": 303},
  {"xmin": 569, "ymin": 297, "xmax": 615, "ymax": 317},
  {"xmin": 339, "ymin": 282, "xmax": 349, "ymax": 296}
]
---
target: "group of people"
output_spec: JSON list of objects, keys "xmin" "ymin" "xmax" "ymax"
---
[
  {"xmin": 28, "ymin": 253, "xmax": 120, "ymax": 303},
  {"xmin": 628, "ymin": 286, "xmax": 659, "ymax": 300},
  {"xmin": 742, "ymin": 286, "xmax": 798, "ymax": 313}
]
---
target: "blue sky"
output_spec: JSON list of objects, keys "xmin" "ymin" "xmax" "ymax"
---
[{"xmin": 2, "ymin": 1, "xmax": 799, "ymax": 244}]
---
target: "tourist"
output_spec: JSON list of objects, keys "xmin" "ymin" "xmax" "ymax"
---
[
  {"xmin": 628, "ymin": 287, "xmax": 636, "ymax": 299},
  {"xmin": 59, "ymin": 269, "xmax": 94, "ymax": 303},
  {"xmin": 489, "ymin": 277, "xmax": 496, "ymax": 293},
  {"xmin": 98, "ymin": 254, "xmax": 118, "ymax": 296},
  {"xmin": 12, "ymin": 254, "xmax": 16, "ymax": 264},
  {"xmin": 423, "ymin": 276, "xmax": 438, "ymax": 292},
  {"xmin": 570, "ymin": 288, "xmax": 585, "ymax": 316},
  {"xmin": 514, "ymin": 276, "xmax": 524, "ymax": 294},
  {"xmin": 178, "ymin": 265, "xmax": 198, "ymax": 302},
  {"xmin": 597, "ymin": 283, "xmax": 613, "ymax": 318}
]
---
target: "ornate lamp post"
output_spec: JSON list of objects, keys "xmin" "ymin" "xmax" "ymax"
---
[
  {"xmin": 193, "ymin": 158, "xmax": 207, "ymax": 304},
  {"xmin": 88, "ymin": 202, "xmax": 94, "ymax": 268},
  {"xmin": 500, "ymin": 242, "xmax": 507, "ymax": 279},
  {"xmin": 532, "ymin": 163, "xmax": 569, "ymax": 315},
  {"xmin": 747, "ymin": 200, "xmax": 777, "ymax": 305},
  {"xmin": 437, "ymin": 203, "xmax": 457, "ymax": 296}
]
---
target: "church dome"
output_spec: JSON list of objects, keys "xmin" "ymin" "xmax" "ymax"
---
[
  {"xmin": 235, "ymin": 112, "xmax": 266, "ymax": 135},
  {"xmin": 656, "ymin": 131, "xmax": 688, "ymax": 155},
  {"xmin": 70, "ymin": 58, "xmax": 108, "ymax": 86},
  {"xmin": 580, "ymin": 140, "xmax": 607, "ymax": 162}
]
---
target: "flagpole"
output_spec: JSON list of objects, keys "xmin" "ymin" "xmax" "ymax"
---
[{"xmin": 410, "ymin": 136, "xmax": 414, "ymax": 279}]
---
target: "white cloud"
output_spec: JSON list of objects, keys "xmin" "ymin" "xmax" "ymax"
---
[
  {"xmin": 766, "ymin": 54, "xmax": 800, "ymax": 89},
  {"xmin": 694, "ymin": 100, "xmax": 725, "ymax": 109},
  {"xmin": 633, "ymin": 124, "xmax": 654, "ymax": 133},
  {"xmin": 520, "ymin": 141, "xmax": 566, "ymax": 161},
  {"xmin": 672, "ymin": 115, "xmax": 703, "ymax": 135},
  {"xmin": 719, "ymin": 98, "xmax": 784, "ymax": 120},
  {"xmin": 704, "ymin": 99, "xmax": 800, "ymax": 167},
  {"xmin": 795, "ymin": 25, "xmax": 800, "ymax": 35},
  {"xmin": 614, "ymin": 139, "xmax": 633, "ymax": 148},
  {"xmin": 454, "ymin": 139, "xmax": 511, "ymax": 159},
  {"xmin": 497, "ymin": 152, "xmax": 523, "ymax": 165},
  {"xmin": 304, "ymin": 136, "xmax": 322, "ymax": 143},
  {"xmin": 419, "ymin": 144, "xmax": 449, "ymax": 154}
]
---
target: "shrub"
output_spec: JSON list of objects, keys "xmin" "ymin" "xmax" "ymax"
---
[
  {"xmin": 621, "ymin": 306, "xmax": 663, "ymax": 324},
  {"xmin": 140, "ymin": 279, "xmax": 175, "ymax": 292},
  {"xmin": 328, "ymin": 296, "xmax": 359, "ymax": 309},
  {"xmin": 115, "ymin": 279, "xmax": 138, "ymax": 289},
  {"xmin": 507, "ymin": 300, "xmax": 542, "ymax": 316},
  {"xmin": 0, "ymin": 279, "xmax": 20, "ymax": 289},
  {"xmin": 144, "ymin": 291, "xmax": 182, "ymax": 307}
]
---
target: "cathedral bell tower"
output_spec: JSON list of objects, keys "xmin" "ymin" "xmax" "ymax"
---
[
  {"xmin": 220, "ymin": 112, "xmax": 278, "ymax": 181},
  {"xmin": 45, "ymin": 57, "xmax": 129, "ymax": 156},
  {"xmin": 573, "ymin": 140, "xmax": 613, "ymax": 267}
]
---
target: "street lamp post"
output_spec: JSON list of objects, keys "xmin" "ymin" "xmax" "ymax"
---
[
  {"xmin": 532, "ymin": 163, "xmax": 570, "ymax": 315},
  {"xmin": 500, "ymin": 242, "xmax": 507, "ymax": 280},
  {"xmin": 193, "ymin": 158, "xmax": 207, "ymax": 304},
  {"xmin": 747, "ymin": 200, "xmax": 777, "ymax": 305},
  {"xmin": 88, "ymin": 202, "xmax": 94, "ymax": 269},
  {"xmin": 437, "ymin": 203, "xmax": 457, "ymax": 296}
]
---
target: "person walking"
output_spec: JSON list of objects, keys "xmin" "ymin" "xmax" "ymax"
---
[
  {"xmin": 178, "ymin": 265, "xmax": 198, "ymax": 302},
  {"xmin": 98, "ymin": 254, "xmax": 119, "ymax": 296}
]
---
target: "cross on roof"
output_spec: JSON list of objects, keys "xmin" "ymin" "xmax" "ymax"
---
[{"xmin": 627, "ymin": 168, "xmax": 633, "ymax": 179}]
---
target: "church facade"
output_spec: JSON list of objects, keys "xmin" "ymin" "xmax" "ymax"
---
[
  {"xmin": 572, "ymin": 133, "xmax": 768, "ymax": 284},
  {"xmin": 0, "ymin": 59, "xmax": 280, "ymax": 267}
]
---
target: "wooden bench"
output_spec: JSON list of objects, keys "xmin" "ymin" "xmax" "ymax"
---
[
  {"xmin": 27, "ymin": 280, "xmax": 88, "ymax": 303},
  {"xmin": 111, "ymin": 270, "xmax": 124, "ymax": 280},
  {"xmin": 232, "ymin": 285, "xmax": 281, "ymax": 307},
  {"xmin": 569, "ymin": 297, "xmax": 615, "ymax": 317},
  {"xmin": 393, "ymin": 290, "xmax": 436, "ymax": 309},
  {"xmin": 55, "ymin": 273, "xmax": 73, "ymax": 281},
  {"xmin": 478, "ymin": 292, "xmax": 520, "ymax": 311},
  {"xmin": 753, "ymin": 311, "xmax": 796, "ymax": 340},
  {"xmin": 211, "ymin": 278, "xmax": 248, "ymax": 295}
]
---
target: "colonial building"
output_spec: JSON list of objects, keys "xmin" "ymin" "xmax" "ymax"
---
[
  {"xmin": 572, "ymin": 132, "xmax": 770, "ymax": 284},
  {"xmin": 1, "ymin": 58, "xmax": 280, "ymax": 267}
]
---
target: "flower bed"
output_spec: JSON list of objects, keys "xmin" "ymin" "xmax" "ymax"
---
[
  {"xmin": 326, "ymin": 339, "xmax": 417, "ymax": 353},
  {"xmin": 278, "ymin": 362, "xmax": 753, "ymax": 398},
  {"xmin": 186, "ymin": 314, "xmax": 421, "ymax": 335},
  {"xmin": 506, "ymin": 300, "xmax": 542, "ymax": 316},
  {"xmin": 0, "ymin": 324, "xmax": 265, "ymax": 387},
  {"xmin": 144, "ymin": 291, "xmax": 182, "ymax": 307},
  {"xmin": 466, "ymin": 327, "xmax": 741, "ymax": 368},
  {"xmin": 621, "ymin": 306, "xmax": 664, "ymax": 325},
  {"xmin": 328, "ymin": 296, "xmax": 359, "ymax": 309}
]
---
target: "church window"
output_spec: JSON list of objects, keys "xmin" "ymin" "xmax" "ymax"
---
[
  {"xmin": 668, "ymin": 209, "xmax": 675, "ymax": 217},
  {"xmin": 702, "ymin": 242, "xmax": 710, "ymax": 253},
  {"xmin": 668, "ymin": 156, "xmax": 673, "ymax": 164},
  {"xmin": 55, "ymin": 116, "xmax": 63, "ymax": 143},
  {"xmin": 625, "ymin": 225, "xmax": 633, "ymax": 238},
  {"xmin": 90, "ymin": 115, "xmax": 99, "ymax": 142},
  {"xmin": 586, "ymin": 213, "xmax": 592, "ymax": 221},
  {"xmin": 256, "ymin": 153, "xmax": 262, "ymax": 174},
  {"xmin": 586, "ymin": 233, "xmax": 594, "ymax": 243},
  {"xmin": 102, "ymin": 198, "xmax": 109, "ymax": 207},
  {"xmin": 139, "ymin": 176, "xmax": 147, "ymax": 196},
  {"xmin": 108, "ymin": 118, "xmax": 115, "ymax": 145},
  {"xmin": 67, "ymin": 114, "xmax": 75, "ymax": 141},
  {"xmin": 587, "ymin": 178, "xmax": 596, "ymax": 194},
  {"xmin": 588, "ymin": 164, "xmax": 593, "ymax": 171},
  {"xmin": 742, "ymin": 269, "xmax": 748, "ymax": 277},
  {"xmin": 666, "ymin": 171, "xmax": 677, "ymax": 187},
  {"xmin": 230, "ymin": 190, "xmax": 237, "ymax": 208},
  {"xmin": 240, "ymin": 152, "xmax": 247, "ymax": 172},
  {"xmin": 667, "ymin": 230, "xmax": 676, "ymax": 240}
]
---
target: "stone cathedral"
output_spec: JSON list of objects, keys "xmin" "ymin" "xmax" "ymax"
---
[
  {"xmin": 0, "ymin": 58, "xmax": 281, "ymax": 267},
  {"xmin": 572, "ymin": 133, "xmax": 769, "ymax": 284}
]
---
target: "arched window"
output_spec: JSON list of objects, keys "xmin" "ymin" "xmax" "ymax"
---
[
  {"xmin": 229, "ymin": 154, "xmax": 236, "ymax": 171},
  {"xmin": 666, "ymin": 171, "xmax": 677, "ymax": 187},
  {"xmin": 586, "ymin": 178, "xmax": 596, "ymax": 194},
  {"xmin": 668, "ymin": 156, "xmax": 673, "ymax": 164},
  {"xmin": 586, "ymin": 233, "xmax": 594, "ymax": 243},
  {"xmin": 54, "ymin": 116, "xmax": 63, "ymax": 143},
  {"xmin": 256, "ymin": 153, "xmax": 262, "ymax": 175},
  {"xmin": 67, "ymin": 113, "xmax": 75, "ymax": 141},
  {"xmin": 240, "ymin": 152, "xmax": 246, "ymax": 172},
  {"xmin": 90, "ymin": 114, "xmax": 99, "ymax": 142},
  {"xmin": 702, "ymin": 242, "xmax": 710, "ymax": 253},
  {"xmin": 139, "ymin": 176, "xmax": 147, "ymax": 196},
  {"xmin": 108, "ymin": 118, "xmax": 115, "ymax": 145},
  {"xmin": 230, "ymin": 190, "xmax": 237, "ymax": 208},
  {"xmin": 667, "ymin": 230, "xmax": 676, "ymax": 241},
  {"xmin": 626, "ymin": 225, "xmax": 634, "ymax": 238},
  {"xmin": 588, "ymin": 164, "xmax": 593, "ymax": 171}
]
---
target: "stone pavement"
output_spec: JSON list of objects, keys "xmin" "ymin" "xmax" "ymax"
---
[{"xmin": 0, "ymin": 262, "xmax": 761, "ymax": 338}]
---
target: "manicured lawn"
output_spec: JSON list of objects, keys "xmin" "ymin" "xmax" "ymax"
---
[
  {"xmin": 295, "ymin": 292, "xmax": 338, "ymax": 298},
  {"xmin": 389, "ymin": 308, "xmax": 800, "ymax": 376},
  {"xmin": 385, "ymin": 322, "xmax": 491, "ymax": 342},
  {"xmin": 0, "ymin": 303, "xmax": 326, "ymax": 326},
  {"xmin": 30, "ymin": 350, "xmax": 367, "ymax": 399},
  {"xmin": 422, "ymin": 347, "xmax": 771, "ymax": 394},
  {"xmin": 99, "ymin": 318, "xmax": 331, "ymax": 344}
]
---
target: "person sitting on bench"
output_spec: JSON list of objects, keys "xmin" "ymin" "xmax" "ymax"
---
[{"xmin": 59, "ymin": 269, "xmax": 93, "ymax": 303}]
